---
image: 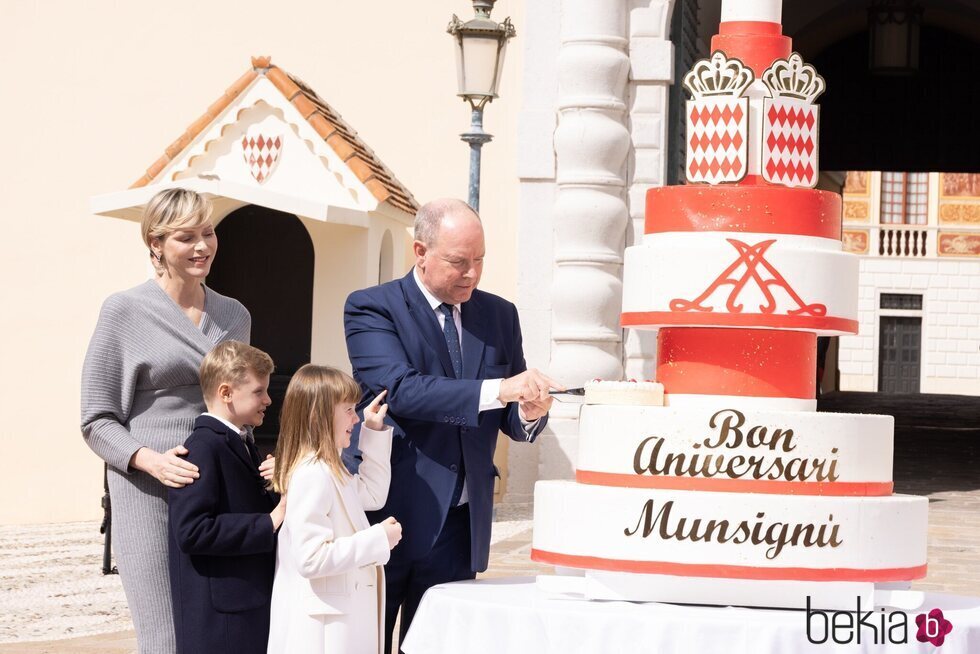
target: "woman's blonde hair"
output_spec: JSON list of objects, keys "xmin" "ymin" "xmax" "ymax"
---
[
  {"xmin": 140, "ymin": 188, "xmax": 213, "ymax": 253},
  {"xmin": 271, "ymin": 364, "xmax": 362, "ymax": 493}
]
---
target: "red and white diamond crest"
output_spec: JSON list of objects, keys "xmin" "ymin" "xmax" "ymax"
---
[
  {"xmin": 686, "ymin": 97, "xmax": 749, "ymax": 184},
  {"xmin": 241, "ymin": 130, "xmax": 282, "ymax": 184},
  {"xmin": 762, "ymin": 98, "xmax": 818, "ymax": 188}
]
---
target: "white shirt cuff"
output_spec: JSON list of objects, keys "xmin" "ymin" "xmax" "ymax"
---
[
  {"xmin": 518, "ymin": 408, "xmax": 541, "ymax": 441},
  {"xmin": 479, "ymin": 379, "xmax": 505, "ymax": 412}
]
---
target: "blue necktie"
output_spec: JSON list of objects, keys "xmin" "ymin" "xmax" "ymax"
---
[
  {"xmin": 439, "ymin": 303, "xmax": 463, "ymax": 379},
  {"xmin": 439, "ymin": 302, "xmax": 466, "ymax": 506}
]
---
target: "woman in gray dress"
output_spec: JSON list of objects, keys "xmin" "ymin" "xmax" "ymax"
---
[{"xmin": 81, "ymin": 188, "xmax": 255, "ymax": 654}]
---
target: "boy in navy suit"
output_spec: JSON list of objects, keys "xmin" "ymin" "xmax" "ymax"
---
[{"xmin": 168, "ymin": 340, "xmax": 285, "ymax": 654}]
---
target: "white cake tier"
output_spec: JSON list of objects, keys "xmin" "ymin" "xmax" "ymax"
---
[
  {"xmin": 578, "ymin": 404, "xmax": 893, "ymax": 495},
  {"xmin": 584, "ymin": 380, "xmax": 665, "ymax": 406},
  {"xmin": 665, "ymin": 393, "xmax": 817, "ymax": 412},
  {"xmin": 621, "ymin": 231, "xmax": 858, "ymax": 335},
  {"xmin": 532, "ymin": 481, "xmax": 928, "ymax": 582}
]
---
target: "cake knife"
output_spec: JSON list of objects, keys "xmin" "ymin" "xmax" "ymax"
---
[{"xmin": 548, "ymin": 387, "xmax": 586, "ymax": 402}]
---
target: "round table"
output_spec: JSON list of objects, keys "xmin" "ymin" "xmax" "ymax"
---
[{"xmin": 401, "ymin": 577, "xmax": 980, "ymax": 653}]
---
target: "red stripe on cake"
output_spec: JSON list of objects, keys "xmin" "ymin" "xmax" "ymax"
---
[
  {"xmin": 655, "ymin": 327, "xmax": 816, "ymax": 399},
  {"xmin": 718, "ymin": 20, "xmax": 783, "ymax": 36},
  {"xmin": 622, "ymin": 311, "xmax": 857, "ymax": 334},
  {"xmin": 644, "ymin": 186, "xmax": 842, "ymax": 240},
  {"xmin": 575, "ymin": 470, "xmax": 894, "ymax": 497},
  {"xmin": 711, "ymin": 21, "xmax": 791, "ymax": 76},
  {"xmin": 530, "ymin": 549, "xmax": 927, "ymax": 582}
]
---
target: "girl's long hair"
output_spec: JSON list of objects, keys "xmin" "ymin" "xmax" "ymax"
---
[{"xmin": 271, "ymin": 364, "xmax": 362, "ymax": 493}]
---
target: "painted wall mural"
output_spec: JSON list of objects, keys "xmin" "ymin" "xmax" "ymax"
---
[
  {"xmin": 842, "ymin": 230, "xmax": 869, "ymax": 254},
  {"xmin": 939, "ymin": 173, "xmax": 980, "ymax": 225},
  {"xmin": 842, "ymin": 171, "xmax": 870, "ymax": 223},
  {"xmin": 938, "ymin": 232, "xmax": 980, "ymax": 257}
]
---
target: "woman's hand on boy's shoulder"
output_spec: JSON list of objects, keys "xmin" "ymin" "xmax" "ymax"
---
[
  {"xmin": 132, "ymin": 445, "xmax": 200, "ymax": 489},
  {"xmin": 363, "ymin": 389, "xmax": 389, "ymax": 431}
]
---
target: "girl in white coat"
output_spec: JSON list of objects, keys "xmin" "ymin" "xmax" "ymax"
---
[{"xmin": 267, "ymin": 365, "xmax": 402, "ymax": 654}]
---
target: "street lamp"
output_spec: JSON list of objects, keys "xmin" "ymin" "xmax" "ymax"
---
[
  {"xmin": 868, "ymin": 0, "xmax": 922, "ymax": 75},
  {"xmin": 447, "ymin": 0, "xmax": 516, "ymax": 212}
]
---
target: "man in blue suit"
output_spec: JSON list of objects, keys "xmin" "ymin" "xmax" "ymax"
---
[{"xmin": 344, "ymin": 198, "xmax": 560, "ymax": 653}]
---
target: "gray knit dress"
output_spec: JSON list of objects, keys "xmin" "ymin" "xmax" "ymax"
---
[{"xmin": 81, "ymin": 280, "xmax": 250, "ymax": 654}]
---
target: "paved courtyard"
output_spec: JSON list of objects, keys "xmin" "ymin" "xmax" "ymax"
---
[{"xmin": 2, "ymin": 424, "xmax": 977, "ymax": 653}]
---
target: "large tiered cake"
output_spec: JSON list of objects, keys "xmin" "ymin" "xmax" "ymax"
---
[{"xmin": 531, "ymin": 0, "xmax": 928, "ymax": 610}]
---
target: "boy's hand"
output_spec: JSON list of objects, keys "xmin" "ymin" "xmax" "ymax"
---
[
  {"xmin": 363, "ymin": 389, "xmax": 389, "ymax": 431},
  {"xmin": 259, "ymin": 454, "xmax": 275, "ymax": 481},
  {"xmin": 132, "ymin": 446, "xmax": 199, "ymax": 488},
  {"xmin": 270, "ymin": 496, "xmax": 287, "ymax": 531},
  {"xmin": 381, "ymin": 516, "xmax": 402, "ymax": 550}
]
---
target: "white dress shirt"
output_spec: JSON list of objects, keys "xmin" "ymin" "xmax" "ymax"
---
[{"xmin": 412, "ymin": 268, "xmax": 540, "ymax": 505}]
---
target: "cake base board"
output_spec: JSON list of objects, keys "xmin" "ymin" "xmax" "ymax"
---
[{"xmin": 535, "ymin": 572, "xmax": 925, "ymax": 611}]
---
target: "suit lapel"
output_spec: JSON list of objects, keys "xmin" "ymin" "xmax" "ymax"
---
[
  {"xmin": 226, "ymin": 433, "xmax": 256, "ymax": 472},
  {"xmin": 196, "ymin": 416, "xmax": 255, "ymax": 472},
  {"xmin": 400, "ymin": 272, "xmax": 455, "ymax": 378},
  {"xmin": 460, "ymin": 295, "xmax": 487, "ymax": 380}
]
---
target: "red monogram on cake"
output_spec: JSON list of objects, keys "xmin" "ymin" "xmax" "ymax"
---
[
  {"xmin": 760, "ymin": 53, "xmax": 825, "ymax": 188},
  {"xmin": 683, "ymin": 52, "xmax": 752, "ymax": 185},
  {"xmin": 669, "ymin": 238, "xmax": 827, "ymax": 316},
  {"xmin": 241, "ymin": 129, "xmax": 283, "ymax": 184}
]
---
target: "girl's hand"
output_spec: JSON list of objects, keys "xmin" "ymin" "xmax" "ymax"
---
[
  {"xmin": 381, "ymin": 516, "xmax": 402, "ymax": 549},
  {"xmin": 363, "ymin": 389, "xmax": 389, "ymax": 431}
]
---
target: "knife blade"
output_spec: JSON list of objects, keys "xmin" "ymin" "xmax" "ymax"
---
[
  {"xmin": 549, "ymin": 387, "xmax": 584, "ymax": 395},
  {"xmin": 548, "ymin": 387, "xmax": 586, "ymax": 401}
]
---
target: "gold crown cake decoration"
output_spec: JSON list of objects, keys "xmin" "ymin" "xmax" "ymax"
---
[
  {"xmin": 761, "ymin": 52, "xmax": 826, "ymax": 103},
  {"xmin": 683, "ymin": 51, "xmax": 754, "ymax": 100}
]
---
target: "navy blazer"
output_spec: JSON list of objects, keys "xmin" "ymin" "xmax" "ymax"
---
[
  {"xmin": 167, "ymin": 415, "xmax": 278, "ymax": 654},
  {"xmin": 344, "ymin": 270, "xmax": 548, "ymax": 572}
]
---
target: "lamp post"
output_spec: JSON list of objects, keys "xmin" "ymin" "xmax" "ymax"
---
[
  {"xmin": 868, "ymin": 0, "xmax": 922, "ymax": 75},
  {"xmin": 447, "ymin": 0, "xmax": 516, "ymax": 212}
]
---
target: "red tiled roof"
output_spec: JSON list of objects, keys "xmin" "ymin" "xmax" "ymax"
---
[{"xmin": 131, "ymin": 56, "xmax": 419, "ymax": 215}]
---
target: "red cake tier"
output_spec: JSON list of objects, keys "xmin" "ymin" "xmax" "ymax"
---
[
  {"xmin": 710, "ymin": 20, "xmax": 791, "ymax": 76},
  {"xmin": 645, "ymin": 185, "xmax": 841, "ymax": 240},
  {"xmin": 656, "ymin": 327, "xmax": 816, "ymax": 400}
]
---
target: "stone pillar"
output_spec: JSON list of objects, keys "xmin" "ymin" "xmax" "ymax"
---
[
  {"xmin": 624, "ymin": 0, "xmax": 675, "ymax": 380},
  {"xmin": 509, "ymin": 0, "xmax": 561, "ymax": 503},
  {"xmin": 542, "ymin": 0, "xmax": 631, "ymax": 480}
]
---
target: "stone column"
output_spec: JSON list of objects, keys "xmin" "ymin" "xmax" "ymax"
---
[
  {"xmin": 541, "ymin": 0, "xmax": 631, "ymax": 480},
  {"xmin": 624, "ymin": 0, "xmax": 675, "ymax": 380},
  {"xmin": 509, "ymin": 0, "xmax": 561, "ymax": 503}
]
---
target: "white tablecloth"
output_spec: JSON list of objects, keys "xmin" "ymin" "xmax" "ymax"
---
[{"xmin": 401, "ymin": 577, "xmax": 980, "ymax": 654}]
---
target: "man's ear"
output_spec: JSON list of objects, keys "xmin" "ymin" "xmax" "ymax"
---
[{"xmin": 413, "ymin": 240, "xmax": 427, "ymax": 266}]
